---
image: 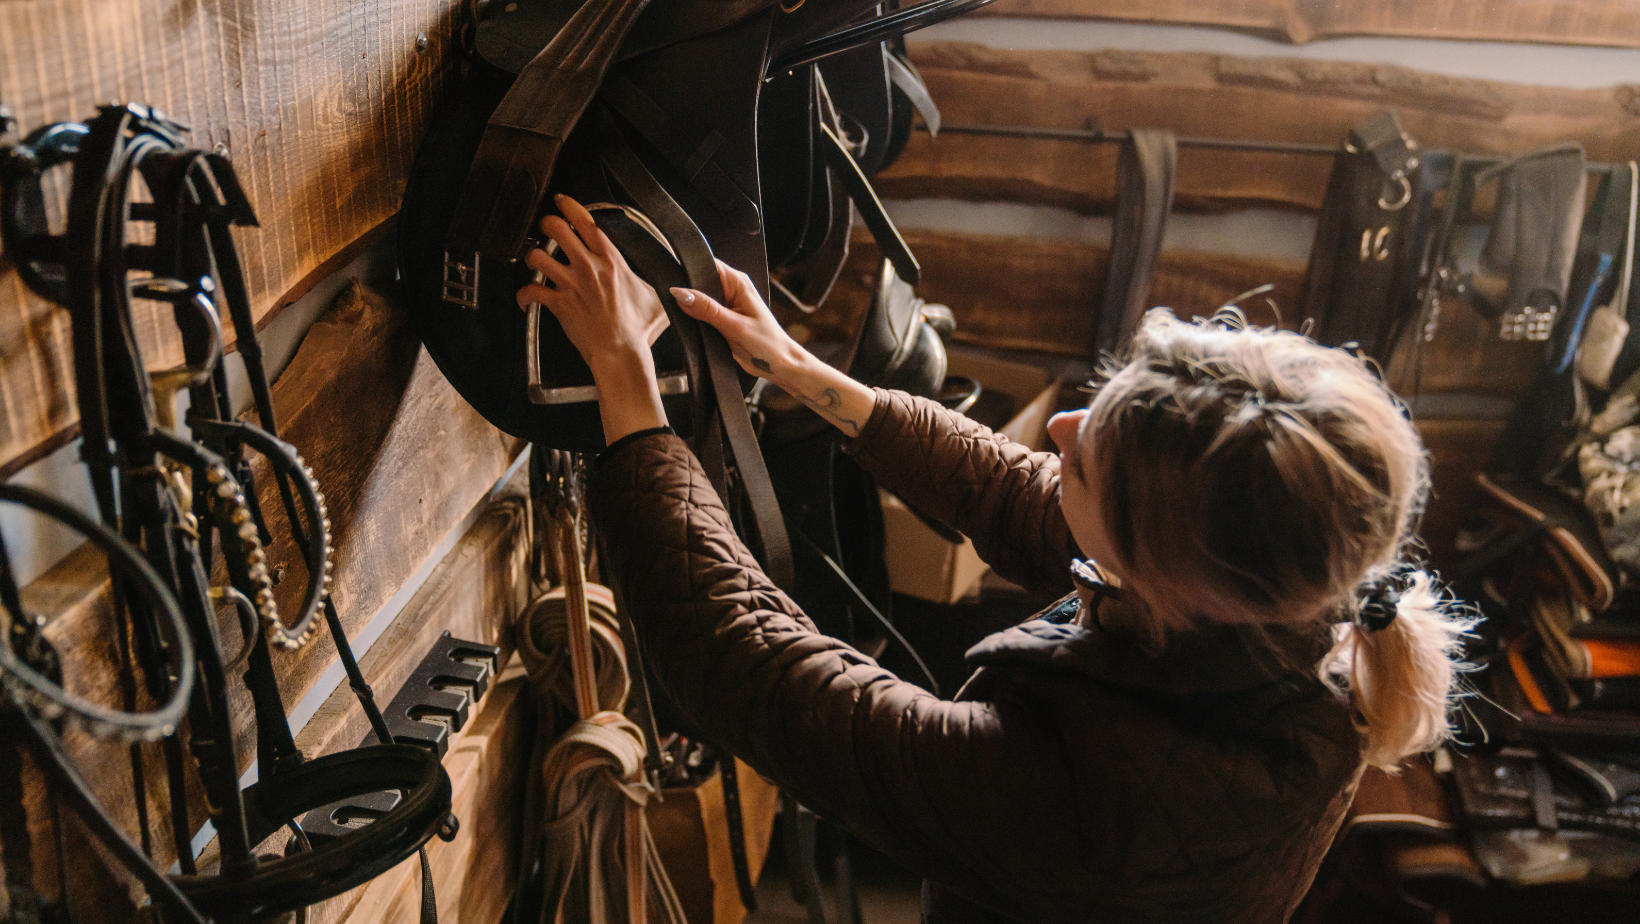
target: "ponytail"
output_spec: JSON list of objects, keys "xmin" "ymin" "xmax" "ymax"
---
[
  {"xmin": 1322, "ymin": 569, "xmax": 1478, "ymax": 771},
  {"xmin": 1090, "ymin": 309, "xmax": 1480, "ymax": 771}
]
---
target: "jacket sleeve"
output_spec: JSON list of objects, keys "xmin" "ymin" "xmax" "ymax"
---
[
  {"xmin": 843, "ymin": 388, "xmax": 1079, "ymax": 598},
  {"xmin": 589, "ymin": 433, "xmax": 1094, "ymax": 915}
]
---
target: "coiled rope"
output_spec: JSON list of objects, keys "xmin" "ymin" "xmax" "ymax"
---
[{"xmin": 519, "ymin": 493, "xmax": 686, "ymax": 924}]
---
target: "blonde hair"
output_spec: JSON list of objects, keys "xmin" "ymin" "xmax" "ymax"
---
[{"xmin": 1078, "ymin": 308, "xmax": 1474, "ymax": 770}]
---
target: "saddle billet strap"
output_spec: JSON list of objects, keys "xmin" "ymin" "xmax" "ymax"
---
[
  {"xmin": 718, "ymin": 756, "xmax": 760, "ymax": 913},
  {"xmin": 592, "ymin": 106, "xmax": 796, "ymax": 593},
  {"xmin": 451, "ymin": 0, "xmax": 654, "ymax": 256},
  {"xmin": 591, "ymin": 111, "xmax": 790, "ymax": 911},
  {"xmin": 774, "ymin": 176, "xmax": 853, "ymax": 310},
  {"xmin": 817, "ymin": 116, "xmax": 920, "ymax": 285},
  {"xmin": 1094, "ymin": 128, "xmax": 1175, "ymax": 357},
  {"xmin": 597, "ymin": 73, "xmax": 763, "ymax": 236}
]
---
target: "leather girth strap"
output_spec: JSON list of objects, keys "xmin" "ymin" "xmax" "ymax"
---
[
  {"xmin": 1094, "ymin": 128, "xmax": 1176, "ymax": 356},
  {"xmin": 450, "ymin": 0, "xmax": 654, "ymax": 256},
  {"xmin": 591, "ymin": 105, "xmax": 796, "ymax": 592}
]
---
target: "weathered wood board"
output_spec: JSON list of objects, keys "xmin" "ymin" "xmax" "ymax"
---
[
  {"xmin": 878, "ymin": 43, "xmax": 1640, "ymax": 214},
  {"xmin": 798, "ymin": 229, "xmax": 1304, "ymax": 357},
  {"xmin": 0, "ymin": 0, "xmax": 462, "ymax": 474},
  {"xmin": 4, "ymin": 279, "xmax": 521, "ymax": 903},
  {"xmin": 974, "ymin": 0, "xmax": 1640, "ymax": 49}
]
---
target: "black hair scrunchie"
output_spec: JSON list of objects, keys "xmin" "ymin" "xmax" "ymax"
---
[{"xmin": 1355, "ymin": 575, "xmax": 1403, "ymax": 633}]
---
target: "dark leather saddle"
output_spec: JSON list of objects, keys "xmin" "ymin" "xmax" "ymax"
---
[{"xmin": 399, "ymin": 0, "xmax": 980, "ymax": 455}]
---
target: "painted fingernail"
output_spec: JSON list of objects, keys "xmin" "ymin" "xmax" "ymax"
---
[{"xmin": 670, "ymin": 287, "xmax": 695, "ymax": 306}]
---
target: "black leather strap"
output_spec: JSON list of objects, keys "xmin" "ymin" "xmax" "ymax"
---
[
  {"xmin": 768, "ymin": 0, "xmax": 998, "ymax": 74},
  {"xmin": 817, "ymin": 114, "xmax": 920, "ymax": 285},
  {"xmin": 593, "ymin": 107, "xmax": 796, "ymax": 592},
  {"xmin": 719, "ymin": 756, "xmax": 760, "ymax": 913},
  {"xmin": 1299, "ymin": 111, "xmax": 1437, "ymax": 360},
  {"xmin": 1094, "ymin": 128, "xmax": 1175, "ymax": 356},
  {"xmin": 450, "ymin": 0, "xmax": 654, "ymax": 256}
]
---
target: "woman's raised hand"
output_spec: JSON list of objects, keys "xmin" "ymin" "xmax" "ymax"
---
[
  {"xmin": 516, "ymin": 194, "xmax": 669, "ymax": 376},
  {"xmin": 674, "ymin": 263, "xmax": 876, "ymax": 439},
  {"xmin": 670, "ymin": 262, "xmax": 809, "ymax": 390},
  {"xmin": 517, "ymin": 194, "xmax": 668, "ymax": 444}
]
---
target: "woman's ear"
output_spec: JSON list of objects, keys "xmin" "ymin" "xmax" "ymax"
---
[{"xmin": 1047, "ymin": 409, "xmax": 1089, "ymax": 455}]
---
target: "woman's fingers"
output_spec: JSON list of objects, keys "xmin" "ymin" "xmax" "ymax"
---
[
  {"xmin": 539, "ymin": 214, "xmax": 595, "ymax": 270},
  {"xmin": 714, "ymin": 259, "xmax": 767, "ymax": 319},
  {"xmin": 670, "ymin": 287, "xmax": 746, "ymax": 335},
  {"xmin": 515, "ymin": 282, "xmax": 558, "ymax": 310},
  {"xmin": 524, "ymin": 247, "xmax": 572, "ymax": 285},
  {"xmin": 554, "ymin": 195, "xmax": 614, "ymax": 259}
]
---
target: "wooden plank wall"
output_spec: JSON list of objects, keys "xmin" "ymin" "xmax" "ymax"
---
[
  {"xmin": 0, "ymin": 0, "xmax": 464, "ymax": 475},
  {"xmin": 976, "ymin": 0, "xmax": 1640, "ymax": 48},
  {"xmin": 878, "ymin": 43, "xmax": 1640, "ymax": 214}
]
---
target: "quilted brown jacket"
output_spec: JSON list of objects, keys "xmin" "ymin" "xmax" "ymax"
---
[{"xmin": 589, "ymin": 389, "xmax": 1365, "ymax": 924}]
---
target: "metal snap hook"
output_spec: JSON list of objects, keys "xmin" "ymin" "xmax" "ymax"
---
[{"xmin": 1378, "ymin": 170, "xmax": 1413, "ymax": 212}]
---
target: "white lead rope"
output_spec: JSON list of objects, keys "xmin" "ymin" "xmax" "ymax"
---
[{"xmin": 519, "ymin": 502, "xmax": 688, "ymax": 924}]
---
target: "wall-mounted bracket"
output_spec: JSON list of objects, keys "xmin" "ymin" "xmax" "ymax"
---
[{"xmin": 297, "ymin": 633, "xmax": 500, "ymax": 844}]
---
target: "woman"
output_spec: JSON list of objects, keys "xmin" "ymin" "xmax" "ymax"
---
[{"xmin": 518, "ymin": 196, "xmax": 1473, "ymax": 923}]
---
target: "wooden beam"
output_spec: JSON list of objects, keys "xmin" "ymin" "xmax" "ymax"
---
[
  {"xmin": 0, "ymin": 0, "xmax": 462, "ymax": 472},
  {"xmin": 973, "ymin": 0, "xmax": 1640, "ymax": 50},
  {"xmin": 4, "ymin": 279, "xmax": 521, "ymax": 905},
  {"xmin": 876, "ymin": 43, "xmax": 1640, "ymax": 214},
  {"xmin": 794, "ymin": 229, "xmax": 1303, "ymax": 357}
]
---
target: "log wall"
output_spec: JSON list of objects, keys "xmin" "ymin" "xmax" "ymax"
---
[
  {"xmin": 879, "ymin": 43, "xmax": 1640, "ymax": 214},
  {"xmin": 4, "ymin": 280, "xmax": 524, "ymax": 914},
  {"xmin": 975, "ymin": 0, "xmax": 1640, "ymax": 49},
  {"xmin": 0, "ymin": 0, "xmax": 463, "ymax": 475}
]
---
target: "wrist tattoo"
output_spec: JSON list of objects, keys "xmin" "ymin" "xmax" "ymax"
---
[
  {"xmin": 752, "ymin": 356, "xmax": 773, "ymax": 374},
  {"xmin": 797, "ymin": 387, "xmax": 861, "ymax": 436}
]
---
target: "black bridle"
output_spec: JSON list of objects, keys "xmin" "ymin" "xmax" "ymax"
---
[{"xmin": 1, "ymin": 103, "xmax": 454, "ymax": 923}]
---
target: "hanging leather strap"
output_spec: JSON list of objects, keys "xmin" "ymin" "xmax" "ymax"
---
[
  {"xmin": 450, "ymin": 0, "xmax": 653, "ymax": 256},
  {"xmin": 817, "ymin": 110, "xmax": 920, "ymax": 286},
  {"xmin": 1094, "ymin": 128, "xmax": 1175, "ymax": 356},
  {"xmin": 885, "ymin": 52, "xmax": 939, "ymax": 138},
  {"xmin": 592, "ymin": 107, "xmax": 796, "ymax": 592}
]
